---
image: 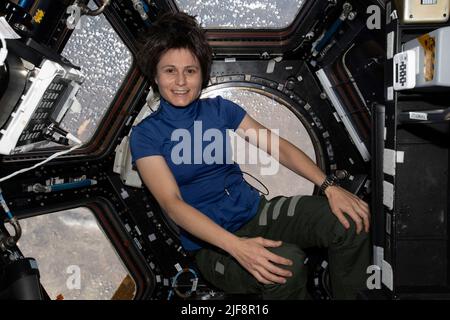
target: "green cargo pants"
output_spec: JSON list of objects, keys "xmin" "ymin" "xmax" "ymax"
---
[{"xmin": 194, "ymin": 194, "xmax": 371, "ymax": 300}]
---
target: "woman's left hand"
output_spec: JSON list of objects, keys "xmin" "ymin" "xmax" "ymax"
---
[{"xmin": 324, "ymin": 185, "xmax": 370, "ymax": 234}]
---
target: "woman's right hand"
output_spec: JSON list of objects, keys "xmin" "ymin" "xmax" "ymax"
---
[{"xmin": 229, "ymin": 237, "xmax": 294, "ymax": 285}]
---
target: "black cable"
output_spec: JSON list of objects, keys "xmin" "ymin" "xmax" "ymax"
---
[
  {"xmin": 224, "ymin": 169, "xmax": 269, "ymax": 196},
  {"xmin": 242, "ymin": 171, "xmax": 269, "ymax": 196},
  {"xmin": 329, "ymin": 57, "xmax": 384, "ymax": 88}
]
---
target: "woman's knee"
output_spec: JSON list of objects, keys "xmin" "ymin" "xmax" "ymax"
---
[
  {"xmin": 333, "ymin": 216, "xmax": 370, "ymax": 248},
  {"xmin": 267, "ymin": 243, "xmax": 308, "ymax": 288}
]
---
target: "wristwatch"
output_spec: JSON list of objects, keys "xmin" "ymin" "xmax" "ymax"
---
[{"xmin": 319, "ymin": 170, "xmax": 349, "ymax": 194}]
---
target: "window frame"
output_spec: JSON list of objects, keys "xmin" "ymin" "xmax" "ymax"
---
[
  {"xmin": 14, "ymin": 197, "xmax": 152, "ymax": 300},
  {"xmin": 169, "ymin": 0, "xmax": 320, "ymax": 55},
  {"xmin": 173, "ymin": 0, "xmax": 306, "ymax": 30}
]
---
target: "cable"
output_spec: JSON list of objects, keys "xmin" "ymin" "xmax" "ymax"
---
[
  {"xmin": 0, "ymin": 188, "xmax": 13, "ymax": 220},
  {"xmin": 224, "ymin": 170, "xmax": 270, "ymax": 196},
  {"xmin": 0, "ymin": 187, "xmax": 22, "ymax": 248},
  {"xmin": 0, "ymin": 143, "xmax": 82, "ymax": 183},
  {"xmin": 242, "ymin": 171, "xmax": 269, "ymax": 196}
]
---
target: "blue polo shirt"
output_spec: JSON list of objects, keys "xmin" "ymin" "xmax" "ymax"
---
[{"xmin": 130, "ymin": 96, "xmax": 261, "ymax": 251}]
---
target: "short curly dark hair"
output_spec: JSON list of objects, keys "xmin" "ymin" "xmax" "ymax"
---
[{"xmin": 137, "ymin": 12, "xmax": 213, "ymax": 94}]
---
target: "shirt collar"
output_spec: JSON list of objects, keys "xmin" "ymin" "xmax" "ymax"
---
[{"xmin": 159, "ymin": 97, "xmax": 200, "ymax": 121}]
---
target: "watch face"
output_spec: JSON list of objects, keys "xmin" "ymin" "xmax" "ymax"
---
[{"xmin": 335, "ymin": 170, "xmax": 349, "ymax": 180}]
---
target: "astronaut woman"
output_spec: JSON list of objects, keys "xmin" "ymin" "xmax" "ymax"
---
[{"xmin": 130, "ymin": 12, "xmax": 370, "ymax": 299}]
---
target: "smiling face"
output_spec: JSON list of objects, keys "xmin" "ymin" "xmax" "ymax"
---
[{"xmin": 155, "ymin": 48, "xmax": 203, "ymax": 107}]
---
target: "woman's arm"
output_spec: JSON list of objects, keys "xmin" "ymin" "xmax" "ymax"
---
[
  {"xmin": 136, "ymin": 155, "xmax": 293, "ymax": 284},
  {"xmin": 238, "ymin": 114, "xmax": 370, "ymax": 233}
]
